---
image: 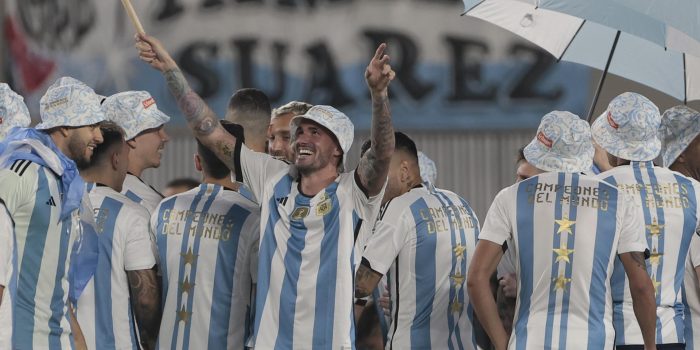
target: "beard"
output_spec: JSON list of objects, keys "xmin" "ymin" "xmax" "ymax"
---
[{"xmin": 68, "ymin": 135, "xmax": 92, "ymax": 169}]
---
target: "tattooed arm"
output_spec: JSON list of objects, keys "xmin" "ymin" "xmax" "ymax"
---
[
  {"xmin": 127, "ymin": 268, "xmax": 161, "ymax": 350},
  {"xmin": 135, "ymin": 34, "xmax": 239, "ymax": 175},
  {"xmin": 357, "ymin": 44, "xmax": 396, "ymax": 197},
  {"xmin": 620, "ymin": 252, "xmax": 657, "ymax": 350},
  {"xmin": 354, "ymin": 263, "xmax": 383, "ymax": 299},
  {"xmin": 69, "ymin": 303, "xmax": 87, "ymax": 350}
]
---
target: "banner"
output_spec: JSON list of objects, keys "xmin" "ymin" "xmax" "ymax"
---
[{"xmin": 4, "ymin": 0, "xmax": 590, "ymax": 129}]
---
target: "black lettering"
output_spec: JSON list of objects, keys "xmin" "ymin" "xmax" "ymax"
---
[
  {"xmin": 508, "ymin": 43, "xmax": 562, "ymax": 100},
  {"xmin": 364, "ymin": 30, "xmax": 435, "ymax": 100},
  {"xmin": 444, "ymin": 36, "xmax": 496, "ymax": 101},
  {"xmin": 154, "ymin": 0, "xmax": 185, "ymax": 21},
  {"xmin": 178, "ymin": 42, "xmax": 220, "ymax": 99},
  {"xmin": 303, "ymin": 42, "xmax": 354, "ymax": 107},
  {"xmin": 232, "ymin": 39, "xmax": 288, "ymax": 103}
]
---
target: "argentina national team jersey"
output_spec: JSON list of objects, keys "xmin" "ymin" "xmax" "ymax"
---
[
  {"xmin": 361, "ymin": 185, "xmax": 481, "ymax": 349},
  {"xmin": 684, "ymin": 235, "xmax": 700, "ymax": 350},
  {"xmin": 0, "ymin": 203, "xmax": 14, "ymax": 349},
  {"xmin": 236, "ymin": 146, "xmax": 384, "ymax": 349},
  {"xmin": 479, "ymin": 172, "xmax": 647, "ymax": 350},
  {"xmin": 122, "ymin": 173, "xmax": 164, "ymax": 214},
  {"xmin": 597, "ymin": 161, "xmax": 700, "ymax": 345},
  {"xmin": 0, "ymin": 160, "xmax": 80, "ymax": 349},
  {"xmin": 77, "ymin": 184, "xmax": 156, "ymax": 350},
  {"xmin": 152, "ymin": 183, "xmax": 260, "ymax": 350}
]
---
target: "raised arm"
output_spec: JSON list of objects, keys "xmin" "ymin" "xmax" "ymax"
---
[
  {"xmin": 135, "ymin": 34, "xmax": 238, "ymax": 174},
  {"xmin": 127, "ymin": 268, "xmax": 161, "ymax": 350},
  {"xmin": 619, "ymin": 252, "xmax": 657, "ymax": 350},
  {"xmin": 357, "ymin": 44, "xmax": 395, "ymax": 197}
]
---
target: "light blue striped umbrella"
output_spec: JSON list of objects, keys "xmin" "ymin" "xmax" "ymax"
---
[{"xmin": 463, "ymin": 0, "xmax": 700, "ymax": 120}]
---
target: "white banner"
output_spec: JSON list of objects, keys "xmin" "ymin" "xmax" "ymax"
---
[{"xmin": 4, "ymin": 0, "xmax": 590, "ymax": 129}]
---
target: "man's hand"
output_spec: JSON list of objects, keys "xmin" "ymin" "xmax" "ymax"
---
[
  {"xmin": 365, "ymin": 43, "xmax": 395, "ymax": 97},
  {"xmin": 499, "ymin": 273, "xmax": 517, "ymax": 298},
  {"xmin": 135, "ymin": 34, "xmax": 177, "ymax": 72}
]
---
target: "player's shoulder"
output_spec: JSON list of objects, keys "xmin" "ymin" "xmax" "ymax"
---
[
  {"xmin": 94, "ymin": 186, "xmax": 151, "ymax": 220},
  {"xmin": 0, "ymin": 159, "xmax": 41, "ymax": 180},
  {"xmin": 217, "ymin": 186, "xmax": 260, "ymax": 211}
]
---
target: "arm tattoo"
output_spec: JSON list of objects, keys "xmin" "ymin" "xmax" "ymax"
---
[
  {"xmin": 358, "ymin": 94, "xmax": 395, "ymax": 195},
  {"xmin": 354, "ymin": 264, "xmax": 381, "ymax": 298},
  {"xmin": 163, "ymin": 69, "xmax": 219, "ymax": 137},
  {"xmin": 128, "ymin": 269, "xmax": 161, "ymax": 350}
]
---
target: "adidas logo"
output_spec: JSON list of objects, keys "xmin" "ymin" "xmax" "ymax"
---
[
  {"xmin": 277, "ymin": 197, "xmax": 288, "ymax": 206},
  {"xmin": 46, "ymin": 197, "xmax": 57, "ymax": 207}
]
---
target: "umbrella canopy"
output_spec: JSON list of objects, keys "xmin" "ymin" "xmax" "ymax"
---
[
  {"xmin": 610, "ymin": 0, "xmax": 700, "ymax": 44},
  {"xmin": 463, "ymin": 0, "xmax": 700, "ymax": 110}
]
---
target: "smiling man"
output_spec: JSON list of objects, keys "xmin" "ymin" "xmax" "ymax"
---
[
  {"xmin": 0, "ymin": 77, "xmax": 104, "ymax": 349},
  {"xmin": 103, "ymin": 91, "xmax": 171, "ymax": 213},
  {"xmin": 135, "ymin": 33, "xmax": 395, "ymax": 349}
]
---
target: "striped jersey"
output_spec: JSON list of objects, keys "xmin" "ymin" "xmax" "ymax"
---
[
  {"xmin": 597, "ymin": 162, "xmax": 700, "ymax": 345},
  {"xmin": 479, "ymin": 172, "xmax": 647, "ymax": 349},
  {"xmin": 77, "ymin": 183, "xmax": 157, "ymax": 350},
  {"xmin": 0, "ymin": 203, "xmax": 14, "ymax": 349},
  {"xmin": 236, "ymin": 146, "xmax": 384, "ymax": 349},
  {"xmin": 684, "ymin": 235, "xmax": 700, "ymax": 350},
  {"xmin": 152, "ymin": 183, "xmax": 260, "ymax": 350},
  {"xmin": 361, "ymin": 185, "xmax": 481, "ymax": 349},
  {"xmin": 0, "ymin": 159, "xmax": 81, "ymax": 349},
  {"xmin": 122, "ymin": 173, "xmax": 164, "ymax": 214}
]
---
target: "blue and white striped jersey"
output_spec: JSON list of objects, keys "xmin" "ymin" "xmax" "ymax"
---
[
  {"xmin": 362, "ymin": 185, "xmax": 481, "ymax": 349},
  {"xmin": 77, "ymin": 184, "xmax": 157, "ymax": 350},
  {"xmin": 122, "ymin": 173, "xmax": 164, "ymax": 214},
  {"xmin": 684, "ymin": 235, "xmax": 700, "ymax": 350},
  {"xmin": 152, "ymin": 183, "xmax": 260, "ymax": 350},
  {"xmin": 236, "ymin": 146, "xmax": 385, "ymax": 349},
  {"xmin": 0, "ymin": 202, "xmax": 14, "ymax": 350},
  {"xmin": 0, "ymin": 159, "xmax": 81, "ymax": 349},
  {"xmin": 480, "ymin": 172, "xmax": 647, "ymax": 349},
  {"xmin": 598, "ymin": 161, "xmax": 700, "ymax": 345}
]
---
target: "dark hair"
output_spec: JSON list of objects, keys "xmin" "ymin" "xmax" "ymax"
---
[
  {"xmin": 165, "ymin": 178, "xmax": 200, "ymax": 190},
  {"xmin": 516, "ymin": 146, "xmax": 526, "ymax": 164},
  {"xmin": 360, "ymin": 131, "xmax": 417, "ymax": 161},
  {"xmin": 196, "ymin": 121, "xmax": 245, "ymax": 179},
  {"xmin": 227, "ymin": 88, "xmax": 271, "ymax": 116},
  {"xmin": 85, "ymin": 121, "xmax": 125, "ymax": 169}
]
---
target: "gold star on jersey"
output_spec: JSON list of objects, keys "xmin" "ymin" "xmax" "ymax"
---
[
  {"xmin": 553, "ymin": 245, "xmax": 575, "ymax": 264},
  {"xmin": 555, "ymin": 216, "xmax": 576, "ymax": 235},
  {"xmin": 646, "ymin": 218, "xmax": 664, "ymax": 237}
]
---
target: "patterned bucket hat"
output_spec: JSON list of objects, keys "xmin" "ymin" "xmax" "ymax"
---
[
  {"xmin": 291, "ymin": 105, "xmax": 354, "ymax": 172},
  {"xmin": 102, "ymin": 91, "xmax": 170, "ymax": 140},
  {"xmin": 659, "ymin": 105, "xmax": 700, "ymax": 167},
  {"xmin": 524, "ymin": 111, "xmax": 594, "ymax": 173},
  {"xmin": 37, "ymin": 77, "xmax": 105, "ymax": 130},
  {"xmin": 0, "ymin": 83, "xmax": 31, "ymax": 139}
]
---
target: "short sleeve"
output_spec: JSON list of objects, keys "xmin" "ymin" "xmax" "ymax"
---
[
  {"xmin": 361, "ymin": 202, "xmax": 408, "ymax": 275},
  {"xmin": 0, "ymin": 204, "xmax": 13, "ymax": 287},
  {"xmin": 0, "ymin": 168, "xmax": 35, "ymax": 215},
  {"xmin": 478, "ymin": 189, "xmax": 513, "ymax": 246},
  {"xmin": 616, "ymin": 194, "xmax": 648, "ymax": 255},
  {"xmin": 236, "ymin": 145, "xmax": 288, "ymax": 204},
  {"xmin": 350, "ymin": 172, "xmax": 386, "ymax": 223},
  {"xmin": 245, "ymin": 211, "xmax": 261, "ymax": 282},
  {"xmin": 122, "ymin": 208, "xmax": 157, "ymax": 271}
]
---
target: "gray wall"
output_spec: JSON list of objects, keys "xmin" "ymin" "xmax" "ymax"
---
[{"xmin": 141, "ymin": 128, "xmax": 535, "ymax": 220}]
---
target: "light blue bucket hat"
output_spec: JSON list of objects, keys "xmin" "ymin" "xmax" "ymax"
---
[
  {"xmin": 659, "ymin": 105, "xmax": 700, "ymax": 167},
  {"xmin": 418, "ymin": 151, "xmax": 437, "ymax": 184},
  {"xmin": 524, "ymin": 111, "xmax": 593, "ymax": 173},
  {"xmin": 37, "ymin": 77, "xmax": 105, "ymax": 130},
  {"xmin": 0, "ymin": 83, "xmax": 31, "ymax": 139},
  {"xmin": 591, "ymin": 92, "xmax": 661, "ymax": 161},
  {"xmin": 102, "ymin": 91, "xmax": 170, "ymax": 140}
]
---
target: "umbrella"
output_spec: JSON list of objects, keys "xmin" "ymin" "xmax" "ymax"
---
[
  {"xmin": 610, "ymin": 0, "xmax": 700, "ymax": 44},
  {"xmin": 462, "ymin": 0, "xmax": 700, "ymax": 120}
]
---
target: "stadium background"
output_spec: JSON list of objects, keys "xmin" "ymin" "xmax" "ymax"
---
[{"xmin": 0, "ymin": 0, "xmax": 695, "ymax": 217}]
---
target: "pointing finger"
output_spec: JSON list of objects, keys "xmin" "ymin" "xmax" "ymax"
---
[{"xmin": 373, "ymin": 43, "xmax": 387, "ymax": 60}]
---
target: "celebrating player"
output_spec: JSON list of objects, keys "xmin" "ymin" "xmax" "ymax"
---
[
  {"xmin": 594, "ymin": 93, "xmax": 700, "ymax": 350},
  {"xmin": 77, "ymin": 121, "xmax": 161, "ymax": 350},
  {"xmin": 134, "ymin": 33, "xmax": 395, "ymax": 348},
  {"xmin": 467, "ymin": 111, "xmax": 657, "ymax": 350}
]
